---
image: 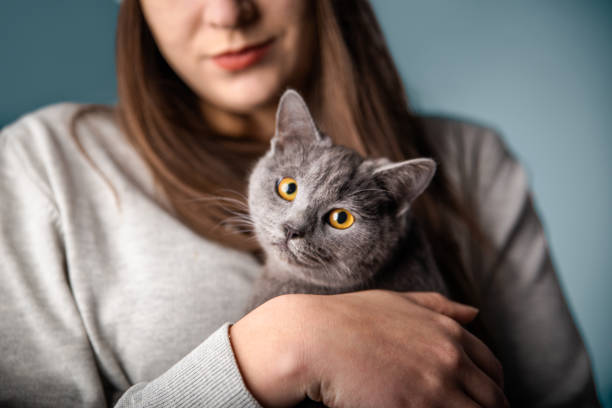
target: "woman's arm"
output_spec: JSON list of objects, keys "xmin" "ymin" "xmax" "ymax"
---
[
  {"xmin": 424, "ymin": 117, "xmax": 601, "ymax": 407},
  {"xmin": 231, "ymin": 290, "xmax": 509, "ymax": 408},
  {"xmin": 0, "ymin": 123, "xmax": 261, "ymax": 407},
  {"xmin": 113, "ymin": 323, "xmax": 262, "ymax": 407},
  {"xmin": 1, "ymin": 126, "xmax": 109, "ymax": 405}
]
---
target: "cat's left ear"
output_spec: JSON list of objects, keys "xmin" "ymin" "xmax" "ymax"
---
[
  {"xmin": 270, "ymin": 89, "xmax": 330, "ymax": 154},
  {"xmin": 373, "ymin": 158, "xmax": 437, "ymax": 216}
]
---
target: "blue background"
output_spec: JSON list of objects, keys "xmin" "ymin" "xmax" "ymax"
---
[{"xmin": 1, "ymin": 1, "xmax": 610, "ymax": 405}]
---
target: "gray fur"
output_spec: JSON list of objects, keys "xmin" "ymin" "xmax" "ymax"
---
[{"xmin": 246, "ymin": 90, "xmax": 447, "ymax": 312}]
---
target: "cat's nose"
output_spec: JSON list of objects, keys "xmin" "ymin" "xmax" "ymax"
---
[{"xmin": 283, "ymin": 223, "xmax": 304, "ymax": 241}]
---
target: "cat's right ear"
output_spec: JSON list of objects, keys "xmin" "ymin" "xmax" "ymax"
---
[
  {"xmin": 270, "ymin": 89, "xmax": 330, "ymax": 155},
  {"xmin": 373, "ymin": 158, "xmax": 437, "ymax": 216}
]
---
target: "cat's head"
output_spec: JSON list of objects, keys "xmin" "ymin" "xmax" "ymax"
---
[{"xmin": 248, "ymin": 89, "xmax": 436, "ymax": 287}]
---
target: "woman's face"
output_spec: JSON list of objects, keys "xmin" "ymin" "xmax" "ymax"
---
[{"xmin": 140, "ymin": 0, "xmax": 316, "ymax": 114}]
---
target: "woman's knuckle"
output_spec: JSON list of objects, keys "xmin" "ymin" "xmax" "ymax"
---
[
  {"xmin": 422, "ymin": 371, "xmax": 445, "ymax": 394},
  {"xmin": 436, "ymin": 314, "xmax": 461, "ymax": 336},
  {"xmin": 439, "ymin": 341, "xmax": 462, "ymax": 369},
  {"xmin": 431, "ymin": 292, "xmax": 446, "ymax": 303},
  {"xmin": 429, "ymin": 337, "xmax": 461, "ymax": 371},
  {"xmin": 434, "ymin": 312, "xmax": 450, "ymax": 325}
]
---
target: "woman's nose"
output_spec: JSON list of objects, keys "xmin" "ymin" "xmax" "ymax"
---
[{"xmin": 203, "ymin": 0, "xmax": 258, "ymax": 29}]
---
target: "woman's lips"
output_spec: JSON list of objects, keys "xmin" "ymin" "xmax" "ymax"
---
[{"xmin": 211, "ymin": 38, "xmax": 275, "ymax": 72}]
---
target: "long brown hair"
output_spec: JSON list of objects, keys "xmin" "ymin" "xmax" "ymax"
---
[{"xmin": 113, "ymin": 0, "xmax": 485, "ymax": 309}]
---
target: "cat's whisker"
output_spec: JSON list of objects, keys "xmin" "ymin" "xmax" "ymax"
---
[
  {"xmin": 314, "ymin": 252, "xmax": 333, "ymax": 276},
  {"xmin": 212, "ymin": 212, "xmax": 258, "ymax": 236},
  {"xmin": 224, "ymin": 228, "xmax": 252, "ymax": 235},
  {"xmin": 302, "ymin": 250, "xmax": 321, "ymax": 266},
  {"xmin": 220, "ymin": 223, "xmax": 255, "ymax": 233},
  {"xmin": 220, "ymin": 217, "xmax": 256, "ymax": 229},
  {"xmin": 312, "ymin": 250, "xmax": 340, "ymax": 281},
  {"xmin": 312, "ymin": 246, "xmax": 332, "ymax": 264},
  {"xmin": 222, "ymin": 212, "xmax": 254, "ymax": 223},
  {"xmin": 181, "ymin": 194, "xmax": 250, "ymax": 212},
  {"xmin": 318, "ymin": 242, "xmax": 353, "ymax": 280},
  {"xmin": 217, "ymin": 206, "xmax": 255, "ymax": 225},
  {"xmin": 215, "ymin": 188, "xmax": 249, "ymax": 201},
  {"xmin": 299, "ymin": 245, "xmax": 335, "ymax": 274}
]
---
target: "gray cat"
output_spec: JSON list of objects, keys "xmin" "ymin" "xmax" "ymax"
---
[{"xmin": 246, "ymin": 90, "xmax": 448, "ymax": 313}]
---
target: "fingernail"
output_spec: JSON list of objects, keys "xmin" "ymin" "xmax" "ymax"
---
[{"xmin": 466, "ymin": 305, "xmax": 479, "ymax": 315}]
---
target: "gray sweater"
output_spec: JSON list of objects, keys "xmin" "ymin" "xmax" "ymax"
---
[{"xmin": 0, "ymin": 104, "xmax": 600, "ymax": 407}]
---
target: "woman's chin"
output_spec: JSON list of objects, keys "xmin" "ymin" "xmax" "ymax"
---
[{"xmin": 199, "ymin": 70, "xmax": 286, "ymax": 114}]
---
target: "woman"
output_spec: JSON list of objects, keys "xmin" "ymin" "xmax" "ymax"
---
[{"xmin": 0, "ymin": 0, "xmax": 600, "ymax": 407}]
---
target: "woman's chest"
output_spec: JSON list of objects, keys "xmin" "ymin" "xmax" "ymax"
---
[{"xmin": 63, "ymin": 191, "xmax": 261, "ymax": 385}]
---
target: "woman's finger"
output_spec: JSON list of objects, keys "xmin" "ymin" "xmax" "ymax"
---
[
  {"xmin": 459, "ymin": 328, "xmax": 505, "ymax": 390},
  {"xmin": 460, "ymin": 350, "xmax": 510, "ymax": 408},
  {"xmin": 443, "ymin": 390, "xmax": 483, "ymax": 408},
  {"xmin": 400, "ymin": 291, "xmax": 480, "ymax": 324}
]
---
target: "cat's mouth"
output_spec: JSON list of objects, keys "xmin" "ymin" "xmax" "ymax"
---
[{"xmin": 272, "ymin": 241, "xmax": 311, "ymax": 267}]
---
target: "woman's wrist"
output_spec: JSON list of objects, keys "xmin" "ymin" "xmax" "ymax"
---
[{"xmin": 229, "ymin": 294, "xmax": 314, "ymax": 407}]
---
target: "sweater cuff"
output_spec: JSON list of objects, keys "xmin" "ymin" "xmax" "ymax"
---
[{"xmin": 139, "ymin": 322, "xmax": 263, "ymax": 408}]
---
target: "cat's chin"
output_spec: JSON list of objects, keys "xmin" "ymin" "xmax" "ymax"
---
[{"xmin": 266, "ymin": 246, "xmax": 361, "ymax": 289}]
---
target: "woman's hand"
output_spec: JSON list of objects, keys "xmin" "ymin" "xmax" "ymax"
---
[{"xmin": 230, "ymin": 290, "xmax": 508, "ymax": 408}]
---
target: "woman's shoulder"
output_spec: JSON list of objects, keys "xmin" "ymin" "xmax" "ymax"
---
[
  {"xmin": 1, "ymin": 102, "xmax": 118, "ymax": 150},
  {"xmin": 0, "ymin": 103, "xmax": 147, "ymax": 207},
  {"xmin": 417, "ymin": 114, "xmax": 528, "ymax": 204},
  {"xmin": 417, "ymin": 114, "xmax": 516, "ymax": 168},
  {"xmin": 417, "ymin": 114, "xmax": 530, "ymax": 247},
  {"xmin": 2, "ymin": 101, "xmax": 131, "ymax": 163}
]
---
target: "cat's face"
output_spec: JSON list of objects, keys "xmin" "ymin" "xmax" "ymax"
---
[{"xmin": 248, "ymin": 90, "xmax": 436, "ymax": 287}]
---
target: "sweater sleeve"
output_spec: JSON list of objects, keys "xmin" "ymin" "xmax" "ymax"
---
[
  {"xmin": 114, "ymin": 323, "xmax": 263, "ymax": 408},
  {"xmin": 0, "ymin": 123, "xmax": 262, "ymax": 407},
  {"xmin": 431, "ymin": 119, "xmax": 601, "ymax": 407}
]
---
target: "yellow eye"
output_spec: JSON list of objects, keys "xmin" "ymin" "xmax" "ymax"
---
[
  {"xmin": 328, "ymin": 208, "xmax": 354, "ymax": 229},
  {"xmin": 277, "ymin": 177, "xmax": 298, "ymax": 201}
]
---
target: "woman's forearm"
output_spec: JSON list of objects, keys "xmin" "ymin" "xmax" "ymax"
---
[
  {"xmin": 230, "ymin": 294, "xmax": 311, "ymax": 407},
  {"xmin": 229, "ymin": 290, "xmax": 508, "ymax": 408}
]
